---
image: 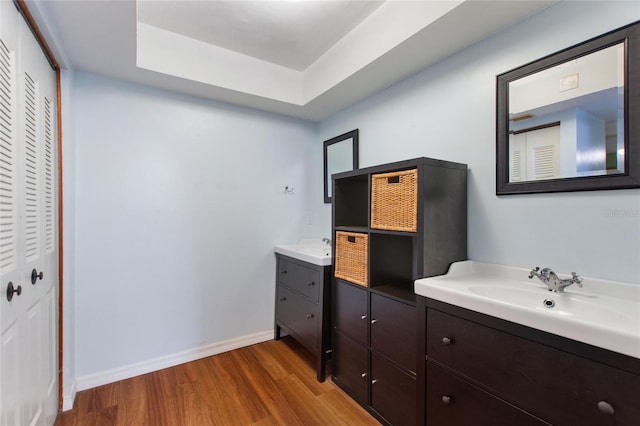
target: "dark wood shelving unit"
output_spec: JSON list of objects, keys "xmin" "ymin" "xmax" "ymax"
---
[{"xmin": 330, "ymin": 157, "xmax": 468, "ymax": 425}]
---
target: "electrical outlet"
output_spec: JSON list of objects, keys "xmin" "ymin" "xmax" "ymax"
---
[{"xmin": 305, "ymin": 210, "xmax": 313, "ymax": 225}]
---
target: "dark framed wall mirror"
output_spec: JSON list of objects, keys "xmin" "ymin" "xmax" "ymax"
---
[
  {"xmin": 496, "ymin": 20, "xmax": 640, "ymax": 195},
  {"xmin": 324, "ymin": 129, "xmax": 359, "ymax": 203}
]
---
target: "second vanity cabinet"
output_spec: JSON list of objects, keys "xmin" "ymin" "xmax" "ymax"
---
[
  {"xmin": 423, "ymin": 297, "xmax": 640, "ymax": 426},
  {"xmin": 274, "ymin": 254, "xmax": 331, "ymax": 381}
]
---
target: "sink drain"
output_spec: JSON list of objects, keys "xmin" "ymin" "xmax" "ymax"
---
[{"xmin": 543, "ymin": 298, "xmax": 555, "ymax": 308}]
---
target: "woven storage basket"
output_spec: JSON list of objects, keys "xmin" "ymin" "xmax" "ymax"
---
[
  {"xmin": 371, "ymin": 169, "xmax": 418, "ymax": 232},
  {"xmin": 334, "ymin": 231, "xmax": 368, "ymax": 287}
]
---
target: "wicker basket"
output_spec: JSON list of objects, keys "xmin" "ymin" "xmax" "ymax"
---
[
  {"xmin": 371, "ymin": 169, "xmax": 418, "ymax": 232},
  {"xmin": 334, "ymin": 231, "xmax": 368, "ymax": 287}
]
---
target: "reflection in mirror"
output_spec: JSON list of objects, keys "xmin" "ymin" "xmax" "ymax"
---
[
  {"xmin": 508, "ymin": 43, "xmax": 624, "ymax": 182},
  {"xmin": 323, "ymin": 129, "xmax": 359, "ymax": 203},
  {"xmin": 496, "ymin": 20, "xmax": 640, "ymax": 195}
]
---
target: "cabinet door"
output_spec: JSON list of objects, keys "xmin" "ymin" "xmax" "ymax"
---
[
  {"xmin": 277, "ymin": 286, "xmax": 318, "ymax": 353},
  {"xmin": 371, "ymin": 293, "xmax": 416, "ymax": 372},
  {"xmin": 278, "ymin": 258, "xmax": 320, "ymax": 302},
  {"xmin": 371, "ymin": 353, "xmax": 416, "ymax": 426},
  {"xmin": 427, "ymin": 308, "xmax": 640, "ymax": 426},
  {"xmin": 334, "ymin": 280, "xmax": 368, "ymax": 345},
  {"xmin": 332, "ymin": 331, "xmax": 368, "ymax": 404},
  {"xmin": 427, "ymin": 361, "xmax": 548, "ymax": 426}
]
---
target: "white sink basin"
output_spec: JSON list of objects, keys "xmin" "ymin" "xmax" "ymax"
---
[
  {"xmin": 415, "ymin": 261, "xmax": 640, "ymax": 358},
  {"xmin": 274, "ymin": 239, "xmax": 332, "ymax": 266}
]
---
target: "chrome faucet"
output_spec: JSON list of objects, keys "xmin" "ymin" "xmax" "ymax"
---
[
  {"xmin": 528, "ymin": 267, "xmax": 583, "ymax": 293},
  {"xmin": 322, "ymin": 238, "xmax": 331, "ymax": 246}
]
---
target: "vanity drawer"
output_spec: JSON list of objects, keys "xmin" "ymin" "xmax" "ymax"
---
[
  {"xmin": 277, "ymin": 286, "xmax": 318, "ymax": 352},
  {"xmin": 334, "ymin": 280, "xmax": 368, "ymax": 345},
  {"xmin": 277, "ymin": 258, "xmax": 320, "ymax": 302},
  {"xmin": 426, "ymin": 361, "xmax": 548, "ymax": 426},
  {"xmin": 426, "ymin": 308, "xmax": 640, "ymax": 426},
  {"xmin": 371, "ymin": 293, "xmax": 416, "ymax": 373},
  {"xmin": 333, "ymin": 331, "xmax": 368, "ymax": 404}
]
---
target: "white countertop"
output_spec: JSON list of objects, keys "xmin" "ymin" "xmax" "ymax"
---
[
  {"xmin": 274, "ymin": 238, "xmax": 332, "ymax": 266},
  {"xmin": 415, "ymin": 261, "xmax": 640, "ymax": 359}
]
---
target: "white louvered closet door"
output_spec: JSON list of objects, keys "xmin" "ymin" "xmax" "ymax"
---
[
  {"xmin": 0, "ymin": 1, "xmax": 21, "ymax": 424},
  {"xmin": 0, "ymin": 1, "xmax": 58, "ymax": 425},
  {"xmin": 526, "ymin": 126, "xmax": 560, "ymax": 181},
  {"xmin": 509, "ymin": 125, "xmax": 560, "ymax": 182}
]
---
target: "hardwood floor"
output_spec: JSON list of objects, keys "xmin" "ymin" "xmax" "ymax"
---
[{"xmin": 55, "ymin": 337, "xmax": 380, "ymax": 426}]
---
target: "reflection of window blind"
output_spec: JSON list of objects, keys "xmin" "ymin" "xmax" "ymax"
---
[
  {"xmin": 511, "ymin": 150, "xmax": 522, "ymax": 182},
  {"xmin": 533, "ymin": 145, "xmax": 556, "ymax": 180}
]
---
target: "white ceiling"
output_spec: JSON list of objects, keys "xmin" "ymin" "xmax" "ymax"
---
[
  {"xmin": 137, "ymin": 0, "xmax": 384, "ymax": 71},
  {"xmin": 28, "ymin": 0, "xmax": 556, "ymax": 121}
]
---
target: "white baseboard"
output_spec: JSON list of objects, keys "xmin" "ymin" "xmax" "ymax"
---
[
  {"xmin": 62, "ymin": 379, "xmax": 77, "ymax": 412},
  {"xmin": 75, "ymin": 330, "xmax": 273, "ymax": 393}
]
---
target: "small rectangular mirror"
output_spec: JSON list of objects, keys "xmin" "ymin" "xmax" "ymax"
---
[{"xmin": 324, "ymin": 129, "xmax": 359, "ymax": 203}]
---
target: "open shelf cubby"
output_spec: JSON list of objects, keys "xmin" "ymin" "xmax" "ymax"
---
[
  {"xmin": 333, "ymin": 174, "xmax": 369, "ymax": 228},
  {"xmin": 369, "ymin": 232, "xmax": 415, "ymax": 291}
]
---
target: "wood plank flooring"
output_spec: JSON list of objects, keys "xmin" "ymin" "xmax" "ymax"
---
[{"xmin": 55, "ymin": 337, "xmax": 380, "ymax": 426}]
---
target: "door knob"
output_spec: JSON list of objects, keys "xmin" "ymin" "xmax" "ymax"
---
[
  {"xmin": 31, "ymin": 268, "xmax": 43, "ymax": 285},
  {"xmin": 6, "ymin": 282, "xmax": 22, "ymax": 302}
]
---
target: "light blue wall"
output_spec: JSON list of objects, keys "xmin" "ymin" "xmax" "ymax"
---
[
  {"xmin": 314, "ymin": 1, "xmax": 640, "ymax": 284},
  {"xmin": 73, "ymin": 73, "xmax": 317, "ymax": 378}
]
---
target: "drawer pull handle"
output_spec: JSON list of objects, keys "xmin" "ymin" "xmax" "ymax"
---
[
  {"xmin": 281, "ymin": 270, "xmax": 287, "ymax": 275},
  {"xmin": 360, "ymin": 315, "xmax": 367, "ymax": 320},
  {"xmin": 371, "ymin": 379, "xmax": 378, "ymax": 384},
  {"xmin": 279, "ymin": 297, "xmax": 287, "ymax": 302},
  {"xmin": 442, "ymin": 337, "xmax": 454, "ymax": 345},
  {"xmin": 306, "ymin": 314, "xmax": 315, "ymax": 320},
  {"xmin": 441, "ymin": 395, "xmax": 453, "ymax": 405},
  {"xmin": 597, "ymin": 401, "xmax": 615, "ymax": 415},
  {"xmin": 371, "ymin": 319, "xmax": 377, "ymax": 324},
  {"xmin": 361, "ymin": 373, "xmax": 367, "ymax": 378},
  {"xmin": 307, "ymin": 281, "xmax": 315, "ymax": 287}
]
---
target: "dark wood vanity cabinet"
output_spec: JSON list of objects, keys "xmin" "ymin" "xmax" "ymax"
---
[
  {"xmin": 424, "ymin": 298, "xmax": 640, "ymax": 426},
  {"xmin": 331, "ymin": 158, "xmax": 468, "ymax": 426},
  {"xmin": 274, "ymin": 254, "xmax": 331, "ymax": 381}
]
